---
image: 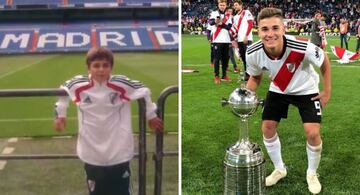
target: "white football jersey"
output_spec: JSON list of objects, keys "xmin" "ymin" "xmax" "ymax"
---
[
  {"xmin": 55, "ymin": 74, "xmax": 157, "ymax": 166},
  {"xmin": 210, "ymin": 10, "xmax": 232, "ymax": 43},
  {"xmin": 246, "ymin": 35, "xmax": 325, "ymax": 95},
  {"xmin": 231, "ymin": 10, "xmax": 254, "ymax": 41}
]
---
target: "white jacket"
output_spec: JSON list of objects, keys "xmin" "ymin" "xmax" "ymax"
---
[{"xmin": 55, "ymin": 74, "xmax": 157, "ymax": 166}]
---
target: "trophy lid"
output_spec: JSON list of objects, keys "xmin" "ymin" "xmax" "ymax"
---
[{"xmin": 228, "ymin": 88, "xmax": 259, "ymax": 118}]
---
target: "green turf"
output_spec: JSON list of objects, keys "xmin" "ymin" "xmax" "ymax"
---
[
  {"xmin": 182, "ymin": 34, "xmax": 360, "ymax": 194},
  {"xmin": 0, "ymin": 134, "xmax": 178, "ymax": 194},
  {"xmin": 0, "ymin": 52, "xmax": 178, "ymax": 137}
]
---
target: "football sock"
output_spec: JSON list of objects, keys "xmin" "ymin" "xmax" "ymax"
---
[
  {"xmin": 263, "ymin": 133, "xmax": 286, "ymax": 170},
  {"xmin": 306, "ymin": 141, "xmax": 322, "ymax": 175}
]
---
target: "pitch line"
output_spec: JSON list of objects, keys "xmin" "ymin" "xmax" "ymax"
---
[
  {"xmin": 0, "ymin": 55, "xmax": 58, "ymax": 80},
  {"xmin": 0, "ymin": 138, "xmax": 17, "ymax": 170},
  {"xmin": 0, "ymin": 113, "xmax": 178, "ymax": 122}
]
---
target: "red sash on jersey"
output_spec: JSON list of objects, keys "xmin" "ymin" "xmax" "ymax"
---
[
  {"xmin": 272, "ymin": 51, "xmax": 305, "ymax": 92},
  {"xmin": 230, "ymin": 10, "xmax": 245, "ymax": 35},
  {"xmin": 212, "ymin": 13, "xmax": 231, "ymax": 41}
]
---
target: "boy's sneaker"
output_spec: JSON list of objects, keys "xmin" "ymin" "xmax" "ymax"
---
[
  {"xmin": 214, "ymin": 76, "xmax": 221, "ymax": 84},
  {"xmin": 221, "ymin": 76, "xmax": 231, "ymax": 82},
  {"xmin": 266, "ymin": 168, "xmax": 287, "ymax": 186},
  {"xmin": 307, "ymin": 172, "xmax": 321, "ymax": 194},
  {"xmin": 234, "ymin": 67, "xmax": 239, "ymax": 73}
]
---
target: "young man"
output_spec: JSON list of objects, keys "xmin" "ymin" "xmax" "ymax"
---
[
  {"xmin": 209, "ymin": 0, "xmax": 232, "ymax": 84},
  {"xmin": 246, "ymin": 8, "xmax": 331, "ymax": 194},
  {"xmin": 310, "ymin": 12, "xmax": 323, "ymax": 48},
  {"xmin": 339, "ymin": 18, "xmax": 349, "ymax": 50},
  {"xmin": 54, "ymin": 47, "xmax": 163, "ymax": 195},
  {"xmin": 230, "ymin": 0, "xmax": 254, "ymax": 81}
]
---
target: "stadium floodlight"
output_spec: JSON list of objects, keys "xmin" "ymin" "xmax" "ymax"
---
[{"xmin": 221, "ymin": 87, "xmax": 266, "ymax": 194}]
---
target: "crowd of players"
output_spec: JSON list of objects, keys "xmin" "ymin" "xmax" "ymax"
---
[
  {"xmin": 182, "ymin": 0, "xmax": 360, "ymax": 34},
  {"xmin": 182, "ymin": 0, "xmax": 360, "ymax": 85}
]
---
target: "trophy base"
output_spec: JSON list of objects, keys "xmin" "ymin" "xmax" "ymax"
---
[{"xmin": 224, "ymin": 141, "xmax": 266, "ymax": 195}]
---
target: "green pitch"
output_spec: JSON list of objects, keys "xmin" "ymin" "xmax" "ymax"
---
[
  {"xmin": 182, "ymin": 35, "xmax": 360, "ymax": 194},
  {"xmin": 0, "ymin": 51, "xmax": 178, "ymax": 138}
]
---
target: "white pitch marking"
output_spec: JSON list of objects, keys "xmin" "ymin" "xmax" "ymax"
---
[
  {"xmin": 7, "ymin": 137, "xmax": 18, "ymax": 143},
  {"xmin": 2, "ymin": 147, "xmax": 14, "ymax": 154},
  {"xmin": 0, "ymin": 55, "xmax": 58, "ymax": 80},
  {"xmin": 0, "ymin": 161, "xmax": 7, "ymax": 170}
]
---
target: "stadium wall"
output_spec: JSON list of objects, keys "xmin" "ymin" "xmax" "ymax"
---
[{"xmin": 0, "ymin": 26, "xmax": 178, "ymax": 54}]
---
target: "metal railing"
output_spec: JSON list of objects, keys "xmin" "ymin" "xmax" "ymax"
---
[
  {"xmin": 154, "ymin": 85, "xmax": 178, "ymax": 195},
  {"xmin": 0, "ymin": 88, "xmax": 147, "ymax": 195}
]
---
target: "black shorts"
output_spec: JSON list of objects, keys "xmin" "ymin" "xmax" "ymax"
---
[
  {"xmin": 84, "ymin": 161, "xmax": 131, "ymax": 195},
  {"xmin": 262, "ymin": 91, "xmax": 322, "ymax": 123}
]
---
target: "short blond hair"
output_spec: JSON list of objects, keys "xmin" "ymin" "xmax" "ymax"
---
[{"xmin": 257, "ymin": 8, "xmax": 283, "ymax": 23}]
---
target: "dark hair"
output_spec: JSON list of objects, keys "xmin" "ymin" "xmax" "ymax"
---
[
  {"xmin": 257, "ymin": 8, "xmax": 283, "ymax": 23},
  {"xmin": 86, "ymin": 47, "xmax": 114, "ymax": 67},
  {"xmin": 233, "ymin": 0, "xmax": 243, "ymax": 5}
]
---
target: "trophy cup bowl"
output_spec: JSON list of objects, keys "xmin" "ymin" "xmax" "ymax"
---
[
  {"xmin": 222, "ymin": 87, "xmax": 266, "ymax": 195},
  {"xmin": 228, "ymin": 88, "xmax": 260, "ymax": 118}
]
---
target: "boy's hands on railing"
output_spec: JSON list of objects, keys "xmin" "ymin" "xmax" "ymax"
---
[
  {"xmin": 148, "ymin": 117, "xmax": 163, "ymax": 133},
  {"xmin": 54, "ymin": 117, "xmax": 66, "ymax": 132}
]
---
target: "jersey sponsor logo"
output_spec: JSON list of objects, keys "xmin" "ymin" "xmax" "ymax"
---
[
  {"xmin": 262, "ymin": 66, "xmax": 269, "ymax": 71},
  {"xmin": 109, "ymin": 92, "xmax": 118, "ymax": 105},
  {"xmin": 83, "ymin": 96, "xmax": 92, "ymax": 104}
]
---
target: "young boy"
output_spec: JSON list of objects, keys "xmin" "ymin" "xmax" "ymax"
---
[
  {"xmin": 54, "ymin": 47, "xmax": 163, "ymax": 195},
  {"xmin": 246, "ymin": 8, "xmax": 331, "ymax": 194}
]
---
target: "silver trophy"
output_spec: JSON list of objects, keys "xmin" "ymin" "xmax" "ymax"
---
[{"xmin": 222, "ymin": 87, "xmax": 266, "ymax": 195}]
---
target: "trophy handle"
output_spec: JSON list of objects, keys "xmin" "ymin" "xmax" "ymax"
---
[
  {"xmin": 221, "ymin": 97, "xmax": 229, "ymax": 107},
  {"xmin": 258, "ymin": 99, "xmax": 265, "ymax": 107}
]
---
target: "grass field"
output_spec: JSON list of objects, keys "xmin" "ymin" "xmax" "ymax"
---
[
  {"xmin": 182, "ymin": 35, "xmax": 360, "ymax": 194},
  {"xmin": 0, "ymin": 134, "xmax": 178, "ymax": 195},
  {"xmin": 0, "ymin": 52, "xmax": 178, "ymax": 137}
]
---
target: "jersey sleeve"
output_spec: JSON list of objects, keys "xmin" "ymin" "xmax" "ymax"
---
[
  {"xmin": 305, "ymin": 42, "xmax": 324, "ymax": 68},
  {"xmin": 246, "ymin": 52, "xmax": 262, "ymax": 76},
  {"xmin": 54, "ymin": 96, "xmax": 70, "ymax": 118},
  {"xmin": 60, "ymin": 75, "xmax": 90, "ymax": 102},
  {"xmin": 245, "ymin": 10, "xmax": 254, "ymax": 21},
  {"xmin": 210, "ymin": 11, "xmax": 217, "ymax": 20},
  {"xmin": 110, "ymin": 75, "xmax": 157, "ymax": 120}
]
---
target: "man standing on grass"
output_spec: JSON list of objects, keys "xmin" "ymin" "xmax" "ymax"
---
[
  {"xmin": 54, "ymin": 47, "xmax": 163, "ymax": 195},
  {"xmin": 310, "ymin": 11, "xmax": 324, "ymax": 48},
  {"xmin": 209, "ymin": 0, "xmax": 232, "ymax": 84},
  {"xmin": 230, "ymin": 0, "xmax": 254, "ymax": 81},
  {"xmin": 245, "ymin": 8, "xmax": 331, "ymax": 194}
]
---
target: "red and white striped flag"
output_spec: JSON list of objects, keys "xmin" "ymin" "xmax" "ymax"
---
[{"xmin": 331, "ymin": 46, "xmax": 360, "ymax": 63}]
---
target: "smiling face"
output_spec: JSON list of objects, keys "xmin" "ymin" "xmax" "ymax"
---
[
  {"xmin": 218, "ymin": 2, "xmax": 227, "ymax": 12},
  {"xmin": 88, "ymin": 59, "xmax": 112, "ymax": 83},
  {"xmin": 258, "ymin": 16, "xmax": 285, "ymax": 51},
  {"xmin": 233, "ymin": 2, "xmax": 242, "ymax": 12}
]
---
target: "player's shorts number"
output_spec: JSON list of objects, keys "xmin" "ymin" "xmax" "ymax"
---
[{"xmin": 314, "ymin": 101, "xmax": 322, "ymax": 116}]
